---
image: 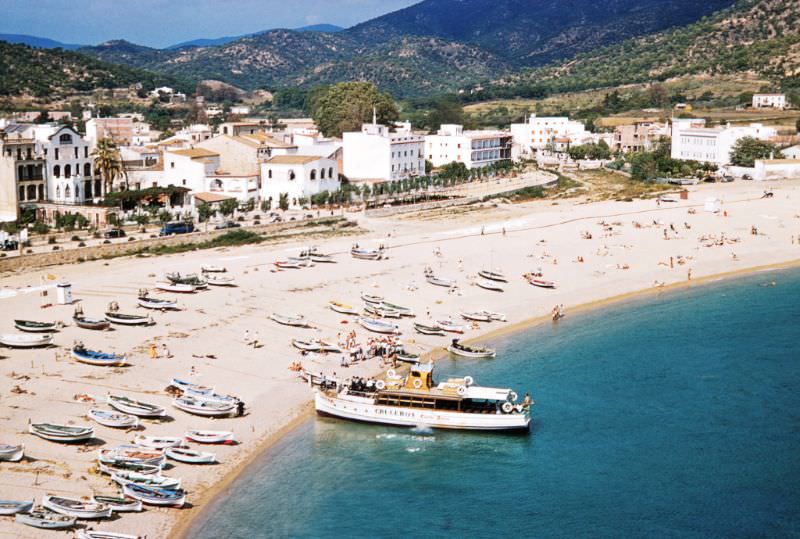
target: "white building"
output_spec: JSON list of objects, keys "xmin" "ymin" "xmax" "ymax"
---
[
  {"xmin": 752, "ymin": 94, "xmax": 787, "ymax": 109},
  {"xmin": 261, "ymin": 155, "xmax": 339, "ymax": 208},
  {"xmin": 36, "ymin": 126, "xmax": 100, "ymax": 204},
  {"xmin": 343, "ymin": 121, "xmax": 424, "ymax": 183},
  {"xmin": 510, "ymin": 115, "xmax": 589, "ymax": 155},
  {"xmin": 671, "ymin": 119, "xmax": 778, "ymax": 166},
  {"xmin": 424, "ymin": 124, "xmax": 512, "ymax": 169},
  {"xmin": 782, "ymin": 144, "xmax": 800, "ymax": 159},
  {"xmin": 161, "ymin": 148, "xmax": 259, "ymax": 203}
]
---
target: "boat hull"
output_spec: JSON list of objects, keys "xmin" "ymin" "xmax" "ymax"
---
[
  {"xmin": 0, "ymin": 444, "xmax": 24, "ymax": 462},
  {"xmin": 315, "ymin": 392, "xmax": 529, "ymax": 431},
  {"xmin": 73, "ymin": 317, "xmax": 110, "ymax": 330},
  {"xmin": 446, "ymin": 345, "xmax": 497, "ymax": 359}
]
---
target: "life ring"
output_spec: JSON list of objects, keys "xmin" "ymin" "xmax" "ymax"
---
[
  {"xmin": 413, "ymin": 379, "xmax": 423, "ymax": 389},
  {"xmin": 501, "ymin": 402, "xmax": 514, "ymax": 413},
  {"xmin": 509, "ymin": 391, "xmax": 518, "ymax": 402},
  {"xmin": 463, "ymin": 376, "xmax": 474, "ymax": 387},
  {"xmin": 375, "ymin": 380, "xmax": 386, "ymax": 390},
  {"xmin": 387, "ymin": 369, "xmax": 396, "ymax": 378},
  {"xmin": 457, "ymin": 385, "xmax": 467, "ymax": 396}
]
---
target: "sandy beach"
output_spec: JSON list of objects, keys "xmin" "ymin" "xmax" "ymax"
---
[{"xmin": 1, "ymin": 179, "xmax": 799, "ymax": 538}]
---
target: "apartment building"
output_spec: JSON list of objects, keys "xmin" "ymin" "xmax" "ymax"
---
[
  {"xmin": 343, "ymin": 121, "xmax": 424, "ymax": 183},
  {"xmin": 425, "ymin": 124, "xmax": 512, "ymax": 169}
]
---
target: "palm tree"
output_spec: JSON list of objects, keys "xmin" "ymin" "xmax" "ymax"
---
[{"xmin": 92, "ymin": 138, "xmax": 125, "ymax": 196}]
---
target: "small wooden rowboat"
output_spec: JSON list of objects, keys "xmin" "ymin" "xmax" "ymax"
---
[
  {"xmin": 16, "ymin": 509, "xmax": 76, "ymax": 529},
  {"xmin": 0, "ymin": 443, "xmax": 24, "ymax": 462},
  {"xmin": 42, "ymin": 495, "xmax": 112, "ymax": 520},
  {"xmin": 0, "ymin": 332, "xmax": 53, "ymax": 348},
  {"xmin": 155, "ymin": 281, "xmax": 196, "ymax": 293},
  {"xmin": 269, "ymin": 313, "xmax": 310, "ymax": 327},
  {"xmin": 97, "ymin": 461, "xmax": 162, "ymax": 477},
  {"xmin": 204, "ymin": 274, "xmax": 236, "ymax": 286},
  {"xmin": 274, "ymin": 259, "xmax": 308, "ymax": 269},
  {"xmin": 351, "ymin": 247, "xmax": 383, "ymax": 260},
  {"xmin": 107, "ymin": 395, "xmax": 166, "ymax": 418},
  {"xmin": 364, "ymin": 304, "xmax": 401, "ymax": 318},
  {"xmin": 308, "ymin": 252, "xmax": 335, "ymax": 263},
  {"xmin": 478, "ymin": 269, "xmax": 508, "ymax": 283},
  {"xmin": 111, "ymin": 471, "xmax": 181, "ymax": 490},
  {"xmin": 73, "ymin": 315, "xmax": 110, "ymax": 330},
  {"xmin": 169, "ymin": 378, "xmax": 213, "ymax": 395},
  {"xmin": 426, "ymin": 275, "xmax": 457, "ymax": 288},
  {"xmin": 172, "ymin": 396, "xmax": 236, "ymax": 417},
  {"xmin": 133, "ymin": 435, "xmax": 184, "ymax": 449},
  {"xmin": 413, "ymin": 322, "xmax": 445, "ymax": 336},
  {"xmin": 121, "ymin": 484, "xmax": 186, "ymax": 507},
  {"xmin": 200, "ymin": 265, "xmax": 226, "ymax": 273},
  {"xmin": 29, "ymin": 423, "xmax": 93, "ymax": 443},
  {"xmin": 396, "ymin": 349, "xmax": 420, "ymax": 364},
  {"xmin": 435, "ymin": 318, "xmax": 465, "ymax": 334},
  {"xmin": 0, "ymin": 500, "xmax": 33, "ymax": 515},
  {"xmin": 328, "ymin": 301, "xmax": 358, "ymax": 315},
  {"xmin": 380, "ymin": 301, "xmax": 414, "ymax": 317},
  {"xmin": 165, "ymin": 447, "xmax": 217, "ymax": 464},
  {"xmin": 71, "ymin": 346, "xmax": 127, "ymax": 367},
  {"xmin": 447, "ymin": 339, "xmax": 496, "ymax": 359},
  {"xmin": 460, "ymin": 311, "xmax": 492, "ymax": 322},
  {"xmin": 77, "ymin": 530, "xmax": 142, "ymax": 539},
  {"xmin": 104, "ymin": 312, "xmax": 152, "ymax": 326},
  {"xmin": 524, "ymin": 274, "xmax": 556, "ymax": 288},
  {"xmin": 91, "ymin": 494, "xmax": 143, "ymax": 513},
  {"xmin": 165, "ymin": 273, "xmax": 207, "ymax": 289},
  {"xmin": 292, "ymin": 339, "xmax": 341, "ymax": 353},
  {"xmin": 98, "ymin": 445, "xmax": 166, "ymax": 468},
  {"xmin": 358, "ymin": 317, "xmax": 400, "ymax": 335},
  {"xmin": 88, "ymin": 409, "xmax": 139, "ymax": 429},
  {"xmin": 14, "ymin": 319, "xmax": 58, "ymax": 333},
  {"xmin": 476, "ymin": 279, "xmax": 504, "ymax": 292},
  {"xmin": 360, "ymin": 292, "xmax": 383, "ymax": 304},
  {"xmin": 137, "ymin": 296, "xmax": 179, "ymax": 310},
  {"xmin": 185, "ymin": 429, "xmax": 235, "ymax": 444}
]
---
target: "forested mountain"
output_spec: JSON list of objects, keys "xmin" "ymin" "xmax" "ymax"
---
[{"xmin": 0, "ymin": 33, "xmax": 84, "ymax": 50}]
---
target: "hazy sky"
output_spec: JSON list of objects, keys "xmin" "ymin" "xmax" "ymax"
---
[{"xmin": 0, "ymin": 0, "xmax": 420, "ymax": 48}]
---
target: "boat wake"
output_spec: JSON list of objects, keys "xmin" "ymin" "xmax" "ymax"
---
[{"xmin": 411, "ymin": 425, "xmax": 434, "ymax": 435}]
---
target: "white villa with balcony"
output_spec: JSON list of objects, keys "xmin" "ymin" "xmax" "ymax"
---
[
  {"xmin": 425, "ymin": 124, "xmax": 512, "ymax": 169},
  {"xmin": 260, "ymin": 155, "xmax": 339, "ymax": 208},
  {"xmin": 37, "ymin": 126, "xmax": 100, "ymax": 204}
]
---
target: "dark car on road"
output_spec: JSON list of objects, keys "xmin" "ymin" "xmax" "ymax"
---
[
  {"xmin": 1, "ymin": 239, "xmax": 19, "ymax": 251},
  {"xmin": 103, "ymin": 228, "xmax": 126, "ymax": 239},
  {"xmin": 159, "ymin": 222, "xmax": 195, "ymax": 236},
  {"xmin": 214, "ymin": 221, "xmax": 241, "ymax": 230}
]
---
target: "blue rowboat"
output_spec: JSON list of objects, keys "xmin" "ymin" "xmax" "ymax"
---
[{"xmin": 71, "ymin": 346, "xmax": 127, "ymax": 367}]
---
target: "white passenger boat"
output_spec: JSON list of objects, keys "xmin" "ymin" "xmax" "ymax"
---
[
  {"xmin": 155, "ymin": 281, "xmax": 195, "ymax": 293},
  {"xmin": 269, "ymin": 313, "xmax": 310, "ymax": 327},
  {"xmin": 137, "ymin": 296, "xmax": 179, "ymax": 310},
  {"xmin": 0, "ymin": 443, "xmax": 24, "ymax": 462},
  {"xmin": 29, "ymin": 423, "xmax": 93, "ymax": 443},
  {"xmin": 88, "ymin": 409, "xmax": 139, "ymax": 429},
  {"xmin": 477, "ymin": 279, "xmax": 504, "ymax": 292},
  {"xmin": 165, "ymin": 447, "xmax": 217, "ymax": 464},
  {"xmin": 16, "ymin": 509, "xmax": 76, "ymax": 529},
  {"xmin": 185, "ymin": 429, "xmax": 235, "ymax": 444},
  {"xmin": 42, "ymin": 495, "xmax": 112, "ymax": 520},
  {"xmin": 328, "ymin": 301, "xmax": 359, "ymax": 315},
  {"xmin": 447, "ymin": 339, "xmax": 497, "ymax": 359},
  {"xmin": 478, "ymin": 269, "xmax": 508, "ymax": 283},
  {"xmin": 358, "ymin": 317, "xmax": 400, "ymax": 334},
  {"xmin": 0, "ymin": 332, "xmax": 53, "ymax": 348},
  {"xmin": 172, "ymin": 396, "xmax": 236, "ymax": 417},
  {"xmin": 315, "ymin": 363, "xmax": 530, "ymax": 431},
  {"xmin": 133, "ymin": 435, "xmax": 184, "ymax": 449},
  {"xmin": 107, "ymin": 395, "xmax": 166, "ymax": 418}
]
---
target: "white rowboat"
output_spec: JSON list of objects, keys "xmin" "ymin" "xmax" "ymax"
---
[
  {"xmin": 90, "ymin": 495, "xmax": 143, "ymax": 513},
  {"xmin": 0, "ymin": 500, "xmax": 33, "ymax": 515},
  {"xmin": 185, "ymin": 429, "xmax": 235, "ymax": 444},
  {"xmin": 29, "ymin": 423, "xmax": 93, "ymax": 443},
  {"xmin": 0, "ymin": 443, "xmax": 24, "ymax": 462},
  {"xmin": 269, "ymin": 313, "xmax": 310, "ymax": 327},
  {"xmin": 358, "ymin": 317, "xmax": 400, "ymax": 335},
  {"xmin": 16, "ymin": 510, "xmax": 76, "ymax": 529},
  {"xmin": 172, "ymin": 396, "xmax": 236, "ymax": 417},
  {"xmin": 89, "ymin": 409, "xmax": 139, "ymax": 429},
  {"xmin": 328, "ymin": 301, "xmax": 359, "ymax": 315},
  {"xmin": 133, "ymin": 435, "xmax": 184, "ymax": 449},
  {"xmin": 165, "ymin": 447, "xmax": 217, "ymax": 464},
  {"xmin": 155, "ymin": 282, "xmax": 195, "ymax": 293},
  {"xmin": 0, "ymin": 333, "xmax": 53, "ymax": 348},
  {"xmin": 137, "ymin": 297, "xmax": 179, "ymax": 310},
  {"xmin": 42, "ymin": 495, "xmax": 111, "ymax": 520},
  {"xmin": 107, "ymin": 395, "xmax": 166, "ymax": 418}
]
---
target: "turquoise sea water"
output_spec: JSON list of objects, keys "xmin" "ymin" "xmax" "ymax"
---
[{"xmin": 192, "ymin": 269, "xmax": 800, "ymax": 538}]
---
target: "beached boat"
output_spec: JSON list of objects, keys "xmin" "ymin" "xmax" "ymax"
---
[
  {"xmin": 0, "ymin": 443, "xmax": 24, "ymax": 462},
  {"xmin": 111, "ymin": 471, "xmax": 181, "ymax": 490},
  {"xmin": 172, "ymin": 396, "xmax": 236, "ymax": 417},
  {"xmin": 14, "ymin": 319, "xmax": 58, "ymax": 333},
  {"xmin": 447, "ymin": 339, "xmax": 497, "ymax": 359},
  {"xmin": 358, "ymin": 317, "xmax": 400, "ymax": 335},
  {"xmin": 315, "ymin": 362, "xmax": 530, "ymax": 431},
  {"xmin": 200, "ymin": 265, "xmax": 226, "ymax": 273},
  {"xmin": 16, "ymin": 509, "xmax": 76, "ymax": 529},
  {"xmin": 165, "ymin": 272, "xmax": 207, "ymax": 289},
  {"xmin": 73, "ymin": 315, "xmax": 110, "ymax": 331},
  {"xmin": 121, "ymin": 484, "xmax": 186, "ymax": 508},
  {"xmin": 477, "ymin": 279, "xmax": 504, "ymax": 292},
  {"xmin": 426, "ymin": 275, "xmax": 457, "ymax": 288},
  {"xmin": 0, "ymin": 333, "xmax": 53, "ymax": 348},
  {"xmin": 183, "ymin": 387, "xmax": 236, "ymax": 405},
  {"xmin": 360, "ymin": 292, "xmax": 383, "ymax": 305},
  {"xmin": 107, "ymin": 395, "xmax": 166, "ymax": 418},
  {"xmin": 185, "ymin": 429, "xmax": 235, "ymax": 445},
  {"xmin": 396, "ymin": 349, "xmax": 420, "ymax": 364},
  {"xmin": 97, "ymin": 460, "xmax": 162, "ymax": 477},
  {"xmin": 29, "ymin": 423, "xmax": 93, "ymax": 443},
  {"xmin": 274, "ymin": 259, "xmax": 308, "ymax": 269},
  {"xmin": 42, "ymin": 495, "xmax": 111, "ymax": 520},
  {"xmin": 413, "ymin": 322, "xmax": 445, "ymax": 336},
  {"xmin": 155, "ymin": 281, "xmax": 195, "ymax": 293},
  {"xmin": 484, "ymin": 310, "xmax": 507, "ymax": 322},
  {"xmin": 204, "ymin": 274, "xmax": 236, "ymax": 286},
  {"xmin": 524, "ymin": 274, "xmax": 556, "ymax": 288},
  {"xmin": 165, "ymin": 447, "xmax": 216, "ymax": 464},
  {"xmin": 309, "ymin": 252, "xmax": 335, "ymax": 263},
  {"xmin": 380, "ymin": 301, "xmax": 414, "ymax": 317},
  {"xmin": 98, "ymin": 445, "xmax": 166, "ymax": 468},
  {"xmin": 77, "ymin": 531, "xmax": 142, "ymax": 539},
  {"xmin": 0, "ymin": 500, "xmax": 33, "ymax": 515},
  {"xmin": 351, "ymin": 245, "xmax": 384, "ymax": 260},
  {"xmin": 478, "ymin": 269, "xmax": 508, "ymax": 283},
  {"xmin": 169, "ymin": 378, "xmax": 213, "ymax": 395},
  {"xmin": 328, "ymin": 301, "xmax": 359, "ymax": 315},
  {"xmin": 364, "ymin": 304, "xmax": 402, "ymax": 318},
  {"xmin": 460, "ymin": 311, "xmax": 492, "ymax": 322},
  {"xmin": 91, "ymin": 495, "xmax": 143, "ymax": 513},
  {"xmin": 88, "ymin": 409, "xmax": 139, "ymax": 429},
  {"xmin": 133, "ymin": 435, "xmax": 184, "ymax": 449},
  {"xmin": 71, "ymin": 346, "xmax": 127, "ymax": 367},
  {"xmin": 104, "ymin": 312, "xmax": 152, "ymax": 326},
  {"xmin": 292, "ymin": 338, "xmax": 341, "ymax": 353},
  {"xmin": 137, "ymin": 296, "xmax": 179, "ymax": 310},
  {"xmin": 435, "ymin": 318, "xmax": 465, "ymax": 334},
  {"xmin": 269, "ymin": 313, "xmax": 310, "ymax": 327}
]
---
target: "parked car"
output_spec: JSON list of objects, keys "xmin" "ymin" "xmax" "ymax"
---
[
  {"xmin": 159, "ymin": 222, "xmax": 195, "ymax": 236},
  {"xmin": 721, "ymin": 175, "xmax": 734, "ymax": 183},
  {"xmin": 103, "ymin": 228, "xmax": 126, "ymax": 239},
  {"xmin": 214, "ymin": 220, "xmax": 241, "ymax": 230},
  {"xmin": 1, "ymin": 239, "xmax": 19, "ymax": 251}
]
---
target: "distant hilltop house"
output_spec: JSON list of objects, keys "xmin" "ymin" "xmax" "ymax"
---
[
  {"xmin": 670, "ymin": 119, "xmax": 777, "ymax": 166},
  {"xmin": 752, "ymin": 93, "xmax": 787, "ymax": 110}
]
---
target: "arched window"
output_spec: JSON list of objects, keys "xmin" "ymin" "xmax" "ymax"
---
[
  {"xmin": 320, "ymin": 168, "xmax": 325, "ymax": 179},
  {"xmin": 289, "ymin": 170, "xmax": 296, "ymax": 181},
  {"xmin": 19, "ymin": 186, "xmax": 25, "ymax": 201},
  {"xmin": 84, "ymin": 163, "xmax": 91, "ymax": 177},
  {"xmin": 59, "ymin": 133, "xmax": 73, "ymax": 144},
  {"xmin": 18, "ymin": 165, "xmax": 24, "ymax": 180},
  {"xmin": 27, "ymin": 185, "xmax": 36, "ymax": 200},
  {"xmin": 53, "ymin": 165, "xmax": 61, "ymax": 178},
  {"xmin": 268, "ymin": 170, "xmax": 272, "ymax": 179},
  {"xmin": 65, "ymin": 185, "xmax": 71, "ymax": 198},
  {"xmin": 310, "ymin": 169, "xmax": 316, "ymax": 180},
  {"xmin": 38, "ymin": 185, "xmax": 44, "ymax": 200},
  {"xmin": 64, "ymin": 164, "xmax": 72, "ymax": 178},
  {"xmin": 328, "ymin": 167, "xmax": 334, "ymax": 179}
]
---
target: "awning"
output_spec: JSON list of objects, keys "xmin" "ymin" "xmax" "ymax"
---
[{"xmin": 193, "ymin": 192, "xmax": 236, "ymax": 204}]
